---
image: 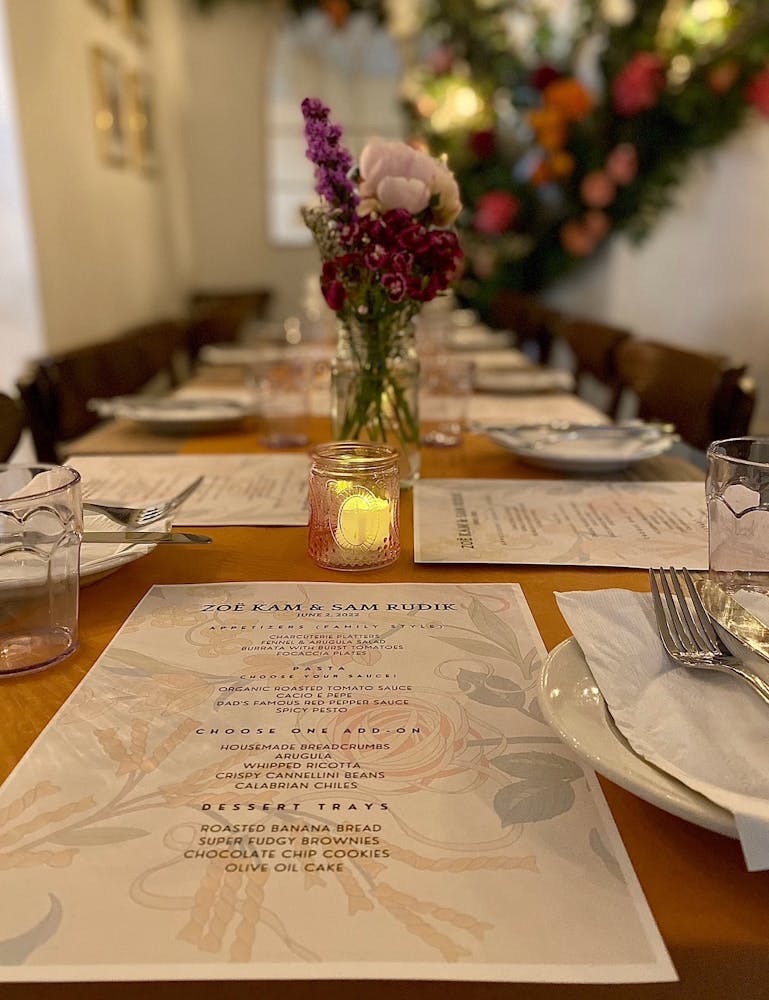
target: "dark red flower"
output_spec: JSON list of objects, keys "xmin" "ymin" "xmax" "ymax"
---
[
  {"xmin": 473, "ymin": 190, "xmax": 520, "ymax": 234},
  {"xmin": 468, "ymin": 130, "xmax": 496, "ymax": 160},
  {"xmin": 531, "ymin": 65, "xmax": 561, "ymax": 90},
  {"xmin": 746, "ymin": 66, "xmax": 769, "ymax": 117},
  {"xmin": 612, "ymin": 52, "xmax": 666, "ymax": 116}
]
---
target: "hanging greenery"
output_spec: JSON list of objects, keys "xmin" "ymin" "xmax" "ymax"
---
[{"xmin": 398, "ymin": 0, "xmax": 769, "ymax": 319}]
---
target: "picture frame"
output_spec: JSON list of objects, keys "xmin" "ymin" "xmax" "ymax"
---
[
  {"xmin": 126, "ymin": 69, "xmax": 158, "ymax": 174},
  {"xmin": 90, "ymin": 46, "xmax": 127, "ymax": 166},
  {"xmin": 122, "ymin": 0, "xmax": 148, "ymax": 44}
]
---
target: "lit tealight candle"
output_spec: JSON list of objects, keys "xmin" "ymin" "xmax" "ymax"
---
[
  {"xmin": 308, "ymin": 443, "xmax": 400, "ymax": 570},
  {"xmin": 335, "ymin": 489, "xmax": 392, "ymax": 551}
]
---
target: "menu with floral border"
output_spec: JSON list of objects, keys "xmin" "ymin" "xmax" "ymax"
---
[
  {"xmin": 0, "ymin": 583, "xmax": 675, "ymax": 983},
  {"xmin": 413, "ymin": 479, "xmax": 707, "ymax": 567}
]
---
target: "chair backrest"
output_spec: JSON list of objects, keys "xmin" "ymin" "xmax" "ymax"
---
[
  {"xmin": 187, "ymin": 287, "xmax": 273, "ymax": 360},
  {"xmin": 487, "ymin": 291, "xmax": 561, "ymax": 364},
  {"xmin": 17, "ymin": 319, "xmax": 189, "ymax": 462},
  {"xmin": 0, "ymin": 392, "xmax": 25, "ymax": 462},
  {"xmin": 555, "ymin": 316, "xmax": 632, "ymax": 417},
  {"xmin": 614, "ymin": 338, "xmax": 756, "ymax": 451}
]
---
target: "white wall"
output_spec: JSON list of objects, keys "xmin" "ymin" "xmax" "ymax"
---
[
  {"xmin": 179, "ymin": 1, "xmax": 317, "ymax": 319},
  {"xmin": 2, "ymin": 0, "xmax": 189, "ymax": 376},
  {"xmin": 0, "ymin": 0, "xmax": 45, "ymax": 394}
]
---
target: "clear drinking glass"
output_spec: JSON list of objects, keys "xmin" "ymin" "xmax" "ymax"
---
[
  {"xmin": 706, "ymin": 437, "xmax": 769, "ymax": 597},
  {"xmin": 308, "ymin": 442, "xmax": 400, "ymax": 571},
  {"xmin": 251, "ymin": 356, "xmax": 311, "ymax": 448},
  {"xmin": 419, "ymin": 356, "xmax": 475, "ymax": 447},
  {"xmin": 0, "ymin": 464, "xmax": 83, "ymax": 676}
]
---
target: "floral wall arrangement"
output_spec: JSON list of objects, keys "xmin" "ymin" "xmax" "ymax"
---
[
  {"xmin": 396, "ymin": 0, "xmax": 769, "ymax": 320},
  {"xmin": 193, "ymin": 0, "xmax": 769, "ymax": 322}
]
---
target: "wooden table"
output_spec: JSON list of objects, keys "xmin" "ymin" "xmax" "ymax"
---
[{"xmin": 2, "ymin": 418, "xmax": 767, "ymax": 1000}]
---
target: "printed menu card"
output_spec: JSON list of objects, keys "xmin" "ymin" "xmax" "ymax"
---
[
  {"xmin": 414, "ymin": 479, "xmax": 707, "ymax": 567},
  {"xmin": 0, "ymin": 583, "xmax": 674, "ymax": 983},
  {"xmin": 70, "ymin": 453, "xmax": 310, "ymax": 525}
]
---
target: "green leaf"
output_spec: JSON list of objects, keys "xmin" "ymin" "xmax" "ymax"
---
[
  {"xmin": 492, "ymin": 751, "xmax": 583, "ymax": 782},
  {"xmin": 433, "ymin": 635, "xmax": 515, "ymax": 659},
  {"xmin": 456, "ymin": 669, "xmax": 526, "ymax": 708},
  {"xmin": 589, "ymin": 828, "xmax": 624, "ymax": 881},
  {"xmin": 51, "ymin": 827, "xmax": 150, "ymax": 846},
  {"xmin": 494, "ymin": 780, "xmax": 576, "ymax": 826},
  {"xmin": 467, "ymin": 598, "xmax": 526, "ymax": 661}
]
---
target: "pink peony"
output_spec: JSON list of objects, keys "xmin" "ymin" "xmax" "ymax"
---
[
  {"xmin": 357, "ymin": 139, "xmax": 462, "ymax": 225},
  {"xmin": 560, "ymin": 219, "xmax": 596, "ymax": 257},
  {"xmin": 746, "ymin": 66, "xmax": 769, "ymax": 117},
  {"xmin": 582, "ymin": 210, "xmax": 610, "ymax": 242},
  {"xmin": 612, "ymin": 52, "xmax": 666, "ymax": 116},
  {"xmin": 605, "ymin": 143, "xmax": 639, "ymax": 186},
  {"xmin": 472, "ymin": 190, "xmax": 520, "ymax": 234},
  {"xmin": 580, "ymin": 170, "xmax": 616, "ymax": 209}
]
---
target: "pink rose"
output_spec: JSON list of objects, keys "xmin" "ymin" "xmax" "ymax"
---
[
  {"xmin": 612, "ymin": 52, "xmax": 666, "ymax": 116},
  {"xmin": 358, "ymin": 138, "xmax": 462, "ymax": 225},
  {"xmin": 746, "ymin": 66, "xmax": 769, "ymax": 117},
  {"xmin": 582, "ymin": 210, "xmax": 610, "ymax": 242},
  {"xmin": 580, "ymin": 170, "xmax": 616, "ymax": 209},
  {"xmin": 605, "ymin": 142, "xmax": 638, "ymax": 185},
  {"xmin": 472, "ymin": 190, "xmax": 520, "ymax": 234},
  {"xmin": 560, "ymin": 219, "xmax": 596, "ymax": 257}
]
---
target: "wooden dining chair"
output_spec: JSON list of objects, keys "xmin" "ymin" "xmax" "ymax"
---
[
  {"xmin": 554, "ymin": 316, "xmax": 633, "ymax": 417},
  {"xmin": 187, "ymin": 287, "xmax": 273, "ymax": 361},
  {"xmin": 0, "ymin": 391, "xmax": 25, "ymax": 461},
  {"xmin": 16, "ymin": 318, "xmax": 189, "ymax": 462},
  {"xmin": 614, "ymin": 338, "xmax": 756, "ymax": 451},
  {"xmin": 487, "ymin": 290, "xmax": 561, "ymax": 364}
]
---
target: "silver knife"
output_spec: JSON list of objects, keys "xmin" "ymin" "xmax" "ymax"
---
[
  {"xmin": 696, "ymin": 576, "xmax": 769, "ymax": 665},
  {"xmin": 82, "ymin": 531, "xmax": 212, "ymax": 544}
]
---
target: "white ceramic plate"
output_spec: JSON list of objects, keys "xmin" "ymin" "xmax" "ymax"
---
[
  {"xmin": 474, "ymin": 369, "xmax": 575, "ymax": 395},
  {"xmin": 88, "ymin": 396, "xmax": 257, "ymax": 434},
  {"xmin": 79, "ymin": 513, "xmax": 157, "ymax": 585},
  {"xmin": 539, "ymin": 637, "xmax": 736, "ymax": 838},
  {"xmin": 486, "ymin": 422, "xmax": 676, "ymax": 472}
]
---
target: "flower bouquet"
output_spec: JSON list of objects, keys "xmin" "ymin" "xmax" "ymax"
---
[{"xmin": 301, "ymin": 97, "xmax": 463, "ymax": 484}]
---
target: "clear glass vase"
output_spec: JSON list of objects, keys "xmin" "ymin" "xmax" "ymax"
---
[{"xmin": 330, "ymin": 316, "xmax": 420, "ymax": 486}]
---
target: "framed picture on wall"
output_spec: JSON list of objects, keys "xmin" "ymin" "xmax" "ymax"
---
[
  {"xmin": 122, "ymin": 0, "xmax": 148, "ymax": 44},
  {"xmin": 90, "ymin": 46, "xmax": 126, "ymax": 166},
  {"xmin": 126, "ymin": 69, "xmax": 158, "ymax": 174}
]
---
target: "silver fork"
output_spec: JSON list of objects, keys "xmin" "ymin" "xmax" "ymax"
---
[
  {"xmin": 649, "ymin": 566, "xmax": 769, "ymax": 706},
  {"xmin": 83, "ymin": 475, "xmax": 204, "ymax": 529}
]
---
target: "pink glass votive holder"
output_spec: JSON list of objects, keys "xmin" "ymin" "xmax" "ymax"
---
[{"xmin": 308, "ymin": 442, "xmax": 400, "ymax": 571}]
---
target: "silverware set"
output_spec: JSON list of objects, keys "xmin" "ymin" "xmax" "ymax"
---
[
  {"xmin": 82, "ymin": 476, "xmax": 210, "ymax": 544},
  {"xmin": 650, "ymin": 566, "xmax": 769, "ymax": 707}
]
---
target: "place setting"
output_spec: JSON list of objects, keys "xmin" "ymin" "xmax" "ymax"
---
[{"xmin": 544, "ymin": 437, "xmax": 769, "ymax": 870}]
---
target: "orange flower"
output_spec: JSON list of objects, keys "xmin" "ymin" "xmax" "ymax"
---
[
  {"xmin": 707, "ymin": 60, "xmax": 740, "ymax": 95},
  {"xmin": 543, "ymin": 78, "xmax": 594, "ymax": 122},
  {"xmin": 530, "ymin": 159, "xmax": 555, "ymax": 186},
  {"xmin": 549, "ymin": 150, "xmax": 576, "ymax": 178}
]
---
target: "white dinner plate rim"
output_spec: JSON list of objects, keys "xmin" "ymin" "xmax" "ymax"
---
[
  {"xmin": 539, "ymin": 636, "xmax": 737, "ymax": 839},
  {"xmin": 487, "ymin": 424, "xmax": 675, "ymax": 471},
  {"xmin": 80, "ymin": 541, "xmax": 155, "ymax": 585}
]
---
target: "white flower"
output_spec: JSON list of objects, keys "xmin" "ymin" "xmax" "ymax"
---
[
  {"xmin": 358, "ymin": 138, "xmax": 461, "ymax": 225},
  {"xmin": 601, "ymin": 0, "xmax": 635, "ymax": 27}
]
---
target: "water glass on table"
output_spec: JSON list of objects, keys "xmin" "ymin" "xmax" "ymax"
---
[
  {"xmin": 707, "ymin": 437, "xmax": 769, "ymax": 605},
  {"xmin": 419, "ymin": 356, "xmax": 475, "ymax": 448},
  {"xmin": 251, "ymin": 356, "xmax": 311, "ymax": 448},
  {"xmin": 0, "ymin": 464, "xmax": 82, "ymax": 676}
]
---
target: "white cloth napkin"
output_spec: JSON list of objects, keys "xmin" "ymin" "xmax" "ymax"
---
[{"xmin": 555, "ymin": 588, "xmax": 769, "ymax": 871}]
